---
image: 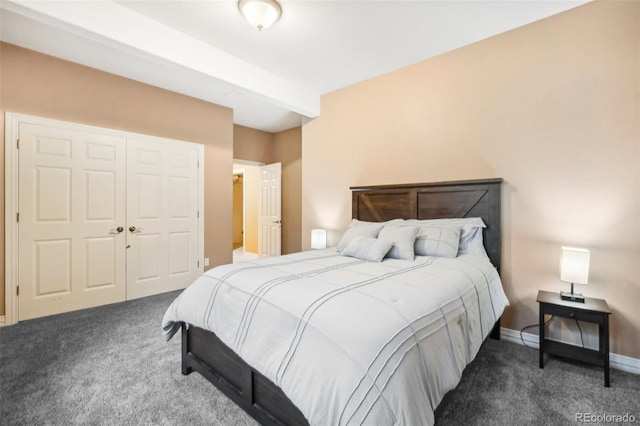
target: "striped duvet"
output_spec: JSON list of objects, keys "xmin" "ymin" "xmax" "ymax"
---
[{"xmin": 162, "ymin": 249, "xmax": 509, "ymax": 426}]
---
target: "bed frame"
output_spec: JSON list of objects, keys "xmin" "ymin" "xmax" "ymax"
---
[{"xmin": 180, "ymin": 178, "xmax": 503, "ymax": 426}]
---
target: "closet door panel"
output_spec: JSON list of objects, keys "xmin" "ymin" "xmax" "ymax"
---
[
  {"xmin": 18, "ymin": 123, "xmax": 127, "ymax": 320},
  {"xmin": 126, "ymin": 137, "xmax": 201, "ymax": 300}
]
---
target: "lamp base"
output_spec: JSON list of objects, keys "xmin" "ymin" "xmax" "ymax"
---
[{"xmin": 560, "ymin": 291, "xmax": 585, "ymax": 303}]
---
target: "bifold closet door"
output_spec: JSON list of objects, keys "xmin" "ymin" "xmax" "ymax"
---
[
  {"xmin": 18, "ymin": 123, "xmax": 127, "ymax": 321},
  {"xmin": 125, "ymin": 137, "xmax": 201, "ymax": 300}
]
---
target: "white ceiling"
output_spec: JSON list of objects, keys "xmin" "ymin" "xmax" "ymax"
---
[{"xmin": 1, "ymin": 0, "xmax": 588, "ymax": 133}]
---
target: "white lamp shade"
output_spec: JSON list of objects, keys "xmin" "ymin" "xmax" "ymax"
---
[
  {"xmin": 560, "ymin": 247, "xmax": 590, "ymax": 284},
  {"xmin": 311, "ymin": 229, "xmax": 327, "ymax": 250},
  {"xmin": 238, "ymin": 0, "xmax": 281, "ymax": 31}
]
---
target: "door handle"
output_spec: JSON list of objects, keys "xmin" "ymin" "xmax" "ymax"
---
[
  {"xmin": 110, "ymin": 226, "xmax": 124, "ymax": 234},
  {"xmin": 274, "ymin": 220, "xmax": 282, "ymax": 224},
  {"xmin": 129, "ymin": 226, "xmax": 143, "ymax": 233}
]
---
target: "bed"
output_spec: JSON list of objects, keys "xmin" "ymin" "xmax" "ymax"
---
[{"xmin": 162, "ymin": 178, "xmax": 506, "ymax": 425}]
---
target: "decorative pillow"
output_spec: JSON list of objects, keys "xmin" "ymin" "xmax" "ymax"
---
[
  {"xmin": 378, "ymin": 225, "xmax": 419, "ymax": 260},
  {"xmin": 405, "ymin": 217, "xmax": 487, "ymax": 257},
  {"xmin": 336, "ymin": 222, "xmax": 384, "ymax": 252},
  {"xmin": 340, "ymin": 236, "xmax": 392, "ymax": 263},
  {"xmin": 414, "ymin": 226, "xmax": 460, "ymax": 258}
]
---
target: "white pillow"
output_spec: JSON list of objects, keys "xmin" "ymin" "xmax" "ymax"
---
[
  {"xmin": 405, "ymin": 217, "xmax": 487, "ymax": 257},
  {"xmin": 340, "ymin": 236, "xmax": 392, "ymax": 263},
  {"xmin": 378, "ymin": 226, "xmax": 419, "ymax": 260},
  {"xmin": 457, "ymin": 226, "xmax": 488, "ymax": 257},
  {"xmin": 336, "ymin": 222, "xmax": 384, "ymax": 252},
  {"xmin": 414, "ymin": 226, "xmax": 460, "ymax": 258}
]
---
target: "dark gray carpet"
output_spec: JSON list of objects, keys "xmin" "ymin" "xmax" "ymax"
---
[
  {"xmin": 436, "ymin": 338, "xmax": 639, "ymax": 425},
  {"xmin": 1, "ymin": 291, "xmax": 638, "ymax": 425},
  {"xmin": 0, "ymin": 292, "xmax": 256, "ymax": 426}
]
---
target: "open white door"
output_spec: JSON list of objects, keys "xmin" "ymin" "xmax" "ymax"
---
[{"xmin": 258, "ymin": 162, "xmax": 282, "ymax": 257}]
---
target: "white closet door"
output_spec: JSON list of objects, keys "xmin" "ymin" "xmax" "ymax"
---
[
  {"xmin": 126, "ymin": 137, "xmax": 201, "ymax": 299},
  {"xmin": 18, "ymin": 123, "xmax": 127, "ymax": 320}
]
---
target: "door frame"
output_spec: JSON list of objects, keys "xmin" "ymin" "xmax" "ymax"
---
[
  {"xmin": 233, "ymin": 159, "xmax": 263, "ymax": 255},
  {"xmin": 233, "ymin": 167, "xmax": 246, "ymax": 249},
  {"xmin": 4, "ymin": 112, "xmax": 204, "ymax": 325}
]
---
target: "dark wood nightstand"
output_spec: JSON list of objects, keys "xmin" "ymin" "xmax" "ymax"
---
[{"xmin": 537, "ymin": 290, "xmax": 611, "ymax": 387}]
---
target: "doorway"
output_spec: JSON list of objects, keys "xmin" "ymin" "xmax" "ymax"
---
[
  {"xmin": 232, "ymin": 160, "xmax": 282, "ymax": 262},
  {"xmin": 232, "ymin": 162, "xmax": 260, "ymax": 263},
  {"xmin": 232, "ymin": 172, "xmax": 244, "ymax": 250}
]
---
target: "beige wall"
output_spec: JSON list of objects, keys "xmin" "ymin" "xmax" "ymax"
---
[
  {"xmin": 234, "ymin": 124, "xmax": 303, "ymax": 255},
  {"xmin": 234, "ymin": 125, "xmax": 273, "ymax": 164},
  {"xmin": 0, "ymin": 42, "xmax": 235, "ymax": 316},
  {"xmin": 302, "ymin": 2, "xmax": 640, "ymax": 359}
]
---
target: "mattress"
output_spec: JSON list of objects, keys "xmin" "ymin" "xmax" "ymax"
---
[{"xmin": 162, "ymin": 249, "xmax": 509, "ymax": 425}]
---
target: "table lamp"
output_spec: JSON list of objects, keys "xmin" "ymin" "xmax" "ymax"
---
[
  {"xmin": 560, "ymin": 246, "xmax": 590, "ymax": 303},
  {"xmin": 311, "ymin": 229, "xmax": 327, "ymax": 249}
]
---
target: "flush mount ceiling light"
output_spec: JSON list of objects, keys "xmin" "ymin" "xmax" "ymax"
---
[{"xmin": 238, "ymin": 0, "xmax": 282, "ymax": 31}]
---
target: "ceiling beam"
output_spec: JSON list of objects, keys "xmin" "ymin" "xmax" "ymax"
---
[{"xmin": 1, "ymin": 0, "xmax": 320, "ymax": 119}]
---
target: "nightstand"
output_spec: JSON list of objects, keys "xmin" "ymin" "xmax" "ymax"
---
[{"xmin": 537, "ymin": 290, "xmax": 611, "ymax": 387}]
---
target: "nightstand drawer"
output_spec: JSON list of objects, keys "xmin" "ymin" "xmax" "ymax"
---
[{"xmin": 542, "ymin": 303, "xmax": 606, "ymax": 324}]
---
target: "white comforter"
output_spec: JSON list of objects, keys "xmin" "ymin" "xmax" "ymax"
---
[{"xmin": 162, "ymin": 249, "xmax": 509, "ymax": 426}]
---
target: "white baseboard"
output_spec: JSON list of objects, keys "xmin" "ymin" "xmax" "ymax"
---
[
  {"xmin": 0, "ymin": 316, "xmax": 5, "ymax": 327},
  {"xmin": 500, "ymin": 327, "xmax": 640, "ymax": 375}
]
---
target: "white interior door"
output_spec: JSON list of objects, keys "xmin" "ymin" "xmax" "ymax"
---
[
  {"xmin": 18, "ymin": 123, "xmax": 127, "ymax": 320},
  {"xmin": 126, "ymin": 137, "xmax": 202, "ymax": 299},
  {"xmin": 258, "ymin": 162, "xmax": 282, "ymax": 257}
]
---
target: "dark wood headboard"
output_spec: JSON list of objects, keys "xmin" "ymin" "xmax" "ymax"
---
[{"xmin": 351, "ymin": 178, "xmax": 502, "ymax": 271}]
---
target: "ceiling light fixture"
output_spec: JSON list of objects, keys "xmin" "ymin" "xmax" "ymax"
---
[{"xmin": 238, "ymin": 0, "xmax": 282, "ymax": 31}]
